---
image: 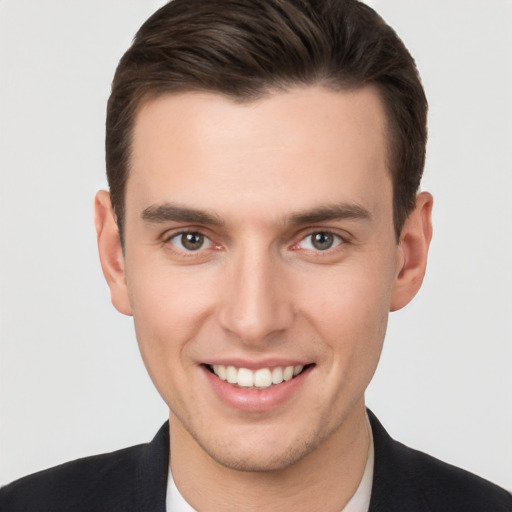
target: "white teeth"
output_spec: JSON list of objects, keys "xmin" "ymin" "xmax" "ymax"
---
[
  {"xmin": 254, "ymin": 368, "xmax": 272, "ymax": 388},
  {"xmin": 211, "ymin": 364, "xmax": 305, "ymax": 389},
  {"xmin": 283, "ymin": 366, "xmax": 294, "ymax": 381},
  {"xmin": 237, "ymin": 368, "xmax": 254, "ymax": 387},
  {"xmin": 214, "ymin": 364, "xmax": 227, "ymax": 381},
  {"xmin": 272, "ymin": 367, "xmax": 283, "ymax": 384},
  {"xmin": 226, "ymin": 365, "xmax": 238, "ymax": 384}
]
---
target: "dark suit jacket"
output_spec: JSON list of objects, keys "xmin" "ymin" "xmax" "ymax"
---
[{"xmin": 1, "ymin": 410, "xmax": 511, "ymax": 511}]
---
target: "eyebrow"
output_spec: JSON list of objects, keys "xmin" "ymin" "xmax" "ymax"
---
[
  {"xmin": 287, "ymin": 203, "xmax": 372, "ymax": 226},
  {"xmin": 141, "ymin": 203, "xmax": 225, "ymax": 226},
  {"xmin": 141, "ymin": 201, "xmax": 371, "ymax": 228}
]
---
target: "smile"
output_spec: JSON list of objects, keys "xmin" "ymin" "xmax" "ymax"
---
[{"xmin": 207, "ymin": 364, "xmax": 306, "ymax": 389}]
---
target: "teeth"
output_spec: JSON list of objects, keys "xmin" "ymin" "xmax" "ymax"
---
[
  {"xmin": 210, "ymin": 364, "xmax": 305, "ymax": 389},
  {"xmin": 237, "ymin": 368, "xmax": 254, "ymax": 387},
  {"xmin": 272, "ymin": 367, "xmax": 283, "ymax": 384},
  {"xmin": 226, "ymin": 365, "xmax": 237, "ymax": 384},
  {"xmin": 214, "ymin": 364, "xmax": 226, "ymax": 380},
  {"xmin": 254, "ymin": 368, "xmax": 272, "ymax": 388},
  {"xmin": 283, "ymin": 366, "xmax": 294, "ymax": 381}
]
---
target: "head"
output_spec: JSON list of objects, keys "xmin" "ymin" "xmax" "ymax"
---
[
  {"xmin": 96, "ymin": 0, "xmax": 432, "ymax": 481},
  {"xmin": 106, "ymin": 0, "xmax": 427, "ymax": 245}
]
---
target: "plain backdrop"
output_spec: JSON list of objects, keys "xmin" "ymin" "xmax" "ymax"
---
[{"xmin": 1, "ymin": 0, "xmax": 511, "ymax": 491}]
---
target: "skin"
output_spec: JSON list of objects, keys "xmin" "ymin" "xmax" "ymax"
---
[{"xmin": 95, "ymin": 86, "xmax": 432, "ymax": 511}]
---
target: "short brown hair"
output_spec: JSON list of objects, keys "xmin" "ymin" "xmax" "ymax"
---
[{"xmin": 106, "ymin": 0, "xmax": 427, "ymax": 242}]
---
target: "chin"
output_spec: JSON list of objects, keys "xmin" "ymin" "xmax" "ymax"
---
[
  {"xmin": 195, "ymin": 427, "xmax": 323, "ymax": 473},
  {"xmin": 207, "ymin": 445, "xmax": 312, "ymax": 473}
]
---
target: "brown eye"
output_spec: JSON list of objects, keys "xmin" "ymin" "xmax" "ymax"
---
[{"xmin": 170, "ymin": 232, "xmax": 210, "ymax": 251}]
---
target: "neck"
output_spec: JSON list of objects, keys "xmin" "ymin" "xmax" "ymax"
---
[{"xmin": 169, "ymin": 400, "xmax": 370, "ymax": 512}]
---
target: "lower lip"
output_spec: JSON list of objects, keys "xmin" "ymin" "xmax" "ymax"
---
[{"xmin": 202, "ymin": 365, "xmax": 312, "ymax": 412}]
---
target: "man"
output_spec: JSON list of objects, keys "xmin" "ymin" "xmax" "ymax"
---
[{"xmin": 1, "ymin": 0, "xmax": 510, "ymax": 510}]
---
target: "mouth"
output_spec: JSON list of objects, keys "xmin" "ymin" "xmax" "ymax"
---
[{"xmin": 205, "ymin": 363, "xmax": 312, "ymax": 390}]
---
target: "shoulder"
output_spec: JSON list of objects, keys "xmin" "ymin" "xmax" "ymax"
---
[
  {"xmin": 0, "ymin": 444, "xmax": 146, "ymax": 512},
  {"xmin": 397, "ymin": 439, "xmax": 511, "ymax": 510},
  {"xmin": 0, "ymin": 422, "xmax": 169, "ymax": 512},
  {"xmin": 368, "ymin": 410, "xmax": 512, "ymax": 511}
]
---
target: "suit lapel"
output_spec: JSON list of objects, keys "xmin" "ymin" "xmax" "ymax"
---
[
  {"xmin": 368, "ymin": 410, "xmax": 429, "ymax": 512},
  {"xmin": 134, "ymin": 421, "xmax": 170, "ymax": 512}
]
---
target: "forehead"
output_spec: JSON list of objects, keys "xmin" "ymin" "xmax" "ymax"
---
[{"xmin": 127, "ymin": 86, "xmax": 391, "ymax": 221}]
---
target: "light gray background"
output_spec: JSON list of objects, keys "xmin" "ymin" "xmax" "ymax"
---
[{"xmin": 1, "ymin": 0, "xmax": 511, "ymax": 491}]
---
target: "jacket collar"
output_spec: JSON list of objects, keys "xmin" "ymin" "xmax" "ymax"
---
[
  {"xmin": 135, "ymin": 421, "xmax": 169, "ymax": 512},
  {"xmin": 368, "ymin": 409, "xmax": 428, "ymax": 512}
]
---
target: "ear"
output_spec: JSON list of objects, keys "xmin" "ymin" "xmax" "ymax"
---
[
  {"xmin": 390, "ymin": 191, "xmax": 433, "ymax": 312},
  {"xmin": 94, "ymin": 190, "xmax": 132, "ymax": 316}
]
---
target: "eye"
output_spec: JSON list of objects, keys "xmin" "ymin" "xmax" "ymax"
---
[
  {"xmin": 168, "ymin": 232, "xmax": 212, "ymax": 251},
  {"xmin": 299, "ymin": 231, "xmax": 343, "ymax": 251}
]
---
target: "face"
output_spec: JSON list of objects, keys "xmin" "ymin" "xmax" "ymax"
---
[{"xmin": 97, "ymin": 86, "xmax": 426, "ymax": 473}]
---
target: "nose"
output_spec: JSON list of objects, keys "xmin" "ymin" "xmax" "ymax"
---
[{"xmin": 218, "ymin": 244, "xmax": 295, "ymax": 346}]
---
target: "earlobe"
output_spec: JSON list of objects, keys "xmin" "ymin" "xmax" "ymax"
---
[
  {"xmin": 390, "ymin": 191, "xmax": 433, "ymax": 312},
  {"xmin": 94, "ymin": 190, "xmax": 132, "ymax": 316}
]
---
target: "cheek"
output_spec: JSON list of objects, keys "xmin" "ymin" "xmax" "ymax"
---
[
  {"xmin": 295, "ymin": 259, "xmax": 394, "ymax": 357},
  {"xmin": 126, "ymin": 265, "xmax": 217, "ymax": 376},
  {"xmin": 128, "ymin": 262, "xmax": 215, "ymax": 326},
  {"xmin": 299, "ymin": 259, "xmax": 394, "ymax": 314}
]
